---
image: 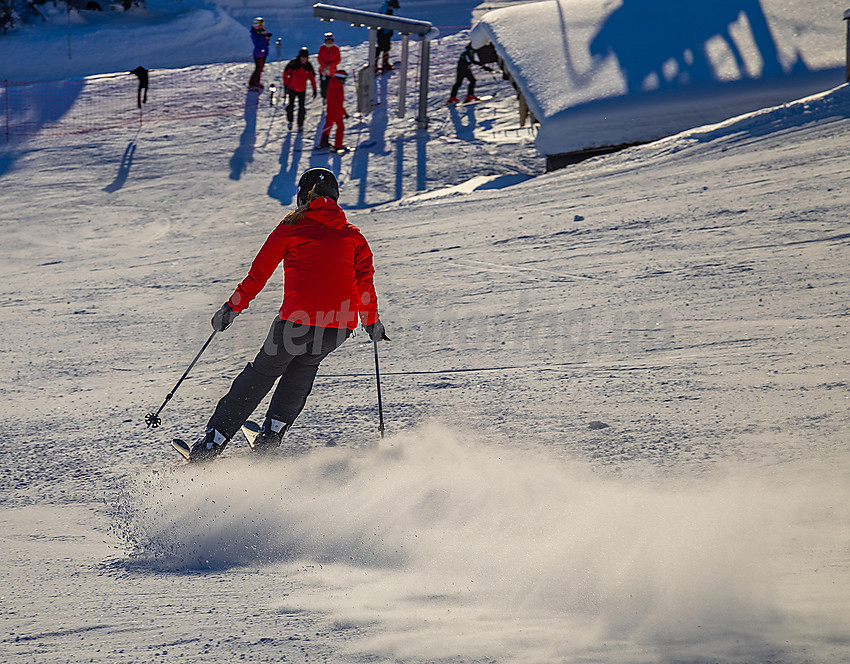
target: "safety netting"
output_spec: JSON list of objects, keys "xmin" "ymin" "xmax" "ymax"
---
[{"xmin": 3, "ymin": 59, "xmax": 256, "ymax": 138}]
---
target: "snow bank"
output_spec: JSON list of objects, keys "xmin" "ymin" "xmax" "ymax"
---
[{"xmin": 470, "ymin": 0, "xmax": 847, "ymax": 157}]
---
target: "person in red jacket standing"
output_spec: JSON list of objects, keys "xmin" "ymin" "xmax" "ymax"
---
[
  {"xmin": 317, "ymin": 69, "xmax": 348, "ymax": 152},
  {"xmin": 190, "ymin": 168, "xmax": 389, "ymax": 462},
  {"xmin": 317, "ymin": 32, "xmax": 341, "ymax": 99},
  {"xmin": 283, "ymin": 47, "xmax": 317, "ymax": 131}
]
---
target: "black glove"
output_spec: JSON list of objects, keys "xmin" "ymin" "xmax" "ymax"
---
[
  {"xmin": 312, "ymin": 89, "xmax": 317, "ymax": 99},
  {"xmin": 211, "ymin": 302, "xmax": 238, "ymax": 331},
  {"xmin": 364, "ymin": 319, "xmax": 390, "ymax": 342}
]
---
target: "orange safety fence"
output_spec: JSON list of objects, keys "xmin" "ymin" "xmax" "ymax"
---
[{"xmin": 3, "ymin": 59, "xmax": 258, "ymax": 139}]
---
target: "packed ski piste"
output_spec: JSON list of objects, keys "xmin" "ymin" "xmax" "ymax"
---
[{"xmin": 2, "ymin": 1, "xmax": 850, "ymax": 664}]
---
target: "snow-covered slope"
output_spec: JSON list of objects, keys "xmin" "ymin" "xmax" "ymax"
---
[
  {"xmin": 1, "ymin": 2, "xmax": 849, "ymax": 663},
  {"xmin": 0, "ymin": 0, "xmax": 486, "ymax": 82},
  {"xmin": 2, "ymin": 67, "xmax": 849, "ymax": 664}
]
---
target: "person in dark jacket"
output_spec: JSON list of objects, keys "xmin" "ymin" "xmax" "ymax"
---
[
  {"xmin": 283, "ymin": 47, "xmax": 318, "ymax": 131},
  {"xmin": 448, "ymin": 42, "xmax": 490, "ymax": 104},
  {"xmin": 375, "ymin": 0, "xmax": 399, "ymax": 72},
  {"xmin": 248, "ymin": 17, "xmax": 271, "ymax": 91},
  {"xmin": 190, "ymin": 168, "xmax": 389, "ymax": 462}
]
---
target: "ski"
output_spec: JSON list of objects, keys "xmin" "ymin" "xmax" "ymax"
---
[
  {"xmin": 172, "ymin": 438, "xmax": 191, "ymax": 460},
  {"xmin": 455, "ymin": 95, "xmax": 493, "ymax": 106},
  {"xmin": 314, "ymin": 145, "xmax": 350, "ymax": 154},
  {"xmin": 171, "ymin": 421, "xmax": 260, "ymax": 461},
  {"xmin": 375, "ymin": 61, "xmax": 401, "ymax": 75},
  {"xmin": 241, "ymin": 420, "xmax": 261, "ymax": 450}
]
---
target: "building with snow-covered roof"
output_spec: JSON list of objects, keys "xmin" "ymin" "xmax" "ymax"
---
[{"xmin": 470, "ymin": 0, "xmax": 847, "ymax": 170}]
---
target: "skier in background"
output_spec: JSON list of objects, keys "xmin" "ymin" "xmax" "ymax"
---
[
  {"xmin": 375, "ymin": 0, "xmax": 399, "ymax": 72},
  {"xmin": 318, "ymin": 31, "xmax": 341, "ymax": 99},
  {"xmin": 190, "ymin": 168, "xmax": 389, "ymax": 462},
  {"xmin": 283, "ymin": 47, "xmax": 317, "ymax": 131},
  {"xmin": 448, "ymin": 42, "xmax": 490, "ymax": 104},
  {"xmin": 248, "ymin": 17, "xmax": 272, "ymax": 91},
  {"xmin": 316, "ymin": 69, "xmax": 348, "ymax": 152}
]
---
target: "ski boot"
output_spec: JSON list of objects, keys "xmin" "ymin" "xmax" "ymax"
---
[
  {"xmin": 189, "ymin": 427, "xmax": 229, "ymax": 463},
  {"xmin": 251, "ymin": 418, "xmax": 289, "ymax": 455},
  {"xmin": 448, "ymin": 96, "xmax": 459, "ymax": 105},
  {"xmin": 465, "ymin": 94, "xmax": 480, "ymax": 103}
]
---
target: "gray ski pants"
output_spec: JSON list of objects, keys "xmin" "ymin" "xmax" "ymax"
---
[{"xmin": 207, "ymin": 317, "xmax": 352, "ymax": 440}]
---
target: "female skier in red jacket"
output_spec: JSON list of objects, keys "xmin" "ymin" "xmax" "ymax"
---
[{"xmin": 190, "ymin": 168, "xmax": 388, "ymax": 462}]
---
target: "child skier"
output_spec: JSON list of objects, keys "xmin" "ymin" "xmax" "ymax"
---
[
  {"xmin": 448, "ymin": 42, "xmax": 490, "ymax": 104},
  {"xmin": 317, "ymin": 69, "xmax": 348, "ymax": 152},
  {"xmin": 190, "ymin": 168, "xmax": 389, "ymax": 462}
]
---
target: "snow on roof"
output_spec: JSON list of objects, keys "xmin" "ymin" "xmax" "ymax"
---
[{"xmin": 470, "ymin": 0, "xmax": 848, "ymax": 157}]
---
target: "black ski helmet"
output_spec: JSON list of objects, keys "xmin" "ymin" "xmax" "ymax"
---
[
  {"xmin": 296, "ymin": 168, "xmax": 339, "ymax": 207},
  {"xmin": 334, "ymin": 68, "xmax": 348, "ymax": 83},
  {"xmin": 298, "ymin": 46, "xmax": 309, "ymax": 58}
]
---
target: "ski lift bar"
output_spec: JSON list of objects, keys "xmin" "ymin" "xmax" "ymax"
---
[
  {"xmin": 313, "ymin": 3, "xmax": 438, "ymax": 127},
  {"xmin": 313, "ymin": 3, "xmax": 434, "ymax": 35}
]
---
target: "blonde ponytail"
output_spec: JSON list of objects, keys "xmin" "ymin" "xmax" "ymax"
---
[{"xmin": 282, "ymin": 187, "xmax": 324, "ymax": 225}]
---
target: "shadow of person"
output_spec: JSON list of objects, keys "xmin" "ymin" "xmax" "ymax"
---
[
  {"xmin": 229, "ymin": 92, "xmax": 259, "ymax": 180},
  {"xmin": 590, "ymin": 0, "xmax": 791, "ymax": 93},
  {"xmin": 0, "ymin": 148, "xmax": 18, "ymax": 179},
  {"xmin": 103, "ymin": 141, "xmax": 136, "ymax": 193},
  {"xmin": 449, "ymin": 104, "xmax": 477, "ymax": 140},
  {"xmin": 267, "ymin": 132, "xmax": 301, "ymax": 205},
  {"xmin": 347, "ymin": 92, "xmax": 392, "ymax": 207}
]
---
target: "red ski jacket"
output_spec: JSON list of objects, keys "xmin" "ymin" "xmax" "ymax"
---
[
  {"xmin": 283, "ymin": 59, "xmax": 317, "ymax": 93},
  {"xmin": 318, "ymin": 43, "xmax": 341, "ymax": 76},
  {"xmin": 228, "ymin": 197, "xmax": 379, "ymax": 329},
  {"xmin": 325, "ymin": 76, "xmax": 346, "ymax": 122}
]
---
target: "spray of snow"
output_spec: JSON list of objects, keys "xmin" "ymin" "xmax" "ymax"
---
[{"xmin": 116, "ymin": 422, "xmax": 849, "ymax": 663}]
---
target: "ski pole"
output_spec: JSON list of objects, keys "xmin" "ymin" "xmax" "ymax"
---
[
  {"xmin": 372, "ymin": 338, "xmax": 385, "ymax": 438},
  {"xmin": 145, "ymin": 329, "xmax": 217, "ymax": 428}
]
